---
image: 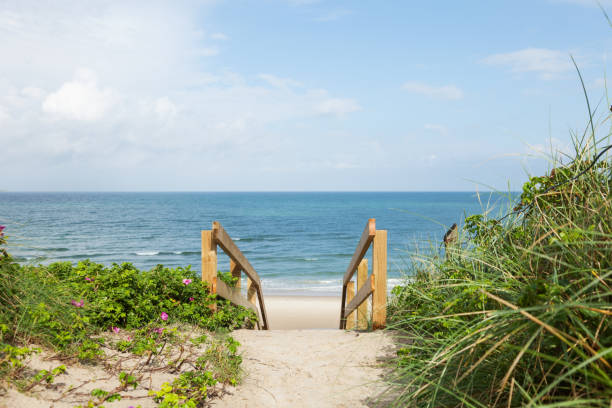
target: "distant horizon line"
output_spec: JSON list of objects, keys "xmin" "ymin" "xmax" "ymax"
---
[{"xmin": 0, "ymin": 190, "xmax": 520, "ymax": 194}]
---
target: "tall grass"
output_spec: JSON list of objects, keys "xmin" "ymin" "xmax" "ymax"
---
[{"xmin": 387, "ymin": 128, "xmax": 612, "ymax": 406}]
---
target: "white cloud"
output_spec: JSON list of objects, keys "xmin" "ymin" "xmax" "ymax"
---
[
  {"xmin": 0, "ymin": 1, "xmax": 371, "ymax": 190},
  {"xmin": 42, "ymin": 68, "xmax": 115, "ymax": 121},
  {"xmin": 424, "ymin": 124, "xmax": 449, "ymax": 136},
  {"xmin": 314, "ymin": 9, "xmax": 352, "ymax": 22},
  {"xmin": 211, "ymin": 32, "xmax": 228, "ymax": 40},
  {"xmin": 402, "ymin": 81, "xmax": 464, "ymax": 100},
  {"xmin": 154, "ymin": 97, "xmax": 178, "ymax": 119},
  {"xmin": 482, "ymin": 48, "xmax": 574, "ymax": 80},
  {"xmin": 527, "ymin": 137, "xmax": 574, "ymax": 159},
  {"xmin": 258, "ymin": 74, "xmax": 302, "ymax": 89},
  {"xmin": 0, "ymin": 105, "xmax": 8, "ymax": 123},
  {"xmin": 315, "ymin": 97, "xmax": 361, "ymax": 116}
]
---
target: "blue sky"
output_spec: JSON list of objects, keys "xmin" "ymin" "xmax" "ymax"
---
[{"xmin": 1, "ymin": 0, "xmax": 611, "ymax": 191}]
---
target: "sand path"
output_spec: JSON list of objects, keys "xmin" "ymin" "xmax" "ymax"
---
[{"xmin": 210, "ymin": 329, "xmax": 395, "ymax": 408}]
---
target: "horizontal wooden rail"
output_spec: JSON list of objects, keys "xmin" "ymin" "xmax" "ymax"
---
[
  {"xmin": 202, "ymin": 221, "xmax": 269, "ymax": 330},
  {"xmin": 343, "ymin": 274, "xmax": 374, "ymax": 318},
  {"xmin": 339, "ymin": 219, "xmax": 387, "ymax": 330},
  {"xmin": 342, "ymin": 219, "xmax": 375, "ymax": 286},
  {"xmin": 216, "ymin": 279, "xmax": 262, "ymax": 324},
  {"xmin": 213, "ymin": 222, "xmax": 261, "ymax": 287}
]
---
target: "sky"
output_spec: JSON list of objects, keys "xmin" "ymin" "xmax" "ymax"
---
[{"xmin": 1, "ymin": 0, "xmax": 611, "ymax": 192}]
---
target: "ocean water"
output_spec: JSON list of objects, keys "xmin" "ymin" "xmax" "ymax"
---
[{"xmin": 0, "ymin": 192, "xmax": 513, "ymax": 295}]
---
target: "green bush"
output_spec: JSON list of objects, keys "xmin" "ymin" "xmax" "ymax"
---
[{"xmin": 0, "ymin": 258, "xmax": 256, "ymax": 360}]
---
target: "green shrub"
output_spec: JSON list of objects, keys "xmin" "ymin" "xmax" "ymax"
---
[{"xmin": 0, "ymin": 258, "xmax": 256, "ymax": 367}]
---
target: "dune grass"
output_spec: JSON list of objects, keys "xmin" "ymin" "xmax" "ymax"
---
[{"xmin": 387, "ymin": 121, "xmax": 612, "ymax": 406}]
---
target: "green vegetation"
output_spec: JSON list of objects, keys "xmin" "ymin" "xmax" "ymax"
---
[
  {"xmin": 0, "ymin": 236, "xmax": 255, "ymax": 406},
  {"xmin": 388, "ymin": 132, "xmax": 612, "ymax": 406}
]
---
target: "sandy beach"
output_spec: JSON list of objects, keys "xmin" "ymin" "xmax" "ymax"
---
[{"xmin": 264, "ymin": 295, "xmax": 341, "ymax": 329}]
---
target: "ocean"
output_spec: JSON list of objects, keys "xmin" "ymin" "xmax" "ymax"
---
[{"xmin": 0, "ymin": 192, "xmax": 513, "ymax": 295}]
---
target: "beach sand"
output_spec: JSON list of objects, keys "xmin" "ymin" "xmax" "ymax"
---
[
  {"xmin": 0, "ymin": 296, "xmax": 393, "ymax": 408},
  {"xmin": 264, "ymin": 295, "xmax": 341, "ymax": 329}
]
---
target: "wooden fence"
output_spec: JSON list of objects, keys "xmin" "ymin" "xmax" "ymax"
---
[
  {"xmin": 339, "ymin": 218, "xmax": 387, "ymax": 330},
  {"xmin": 201, "ymin": 221, "xmax": 269, "ymax": 330}
]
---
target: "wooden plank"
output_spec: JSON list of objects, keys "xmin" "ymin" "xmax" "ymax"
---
[
  {"xmin": 346, "ymin": 281, "xmax": 356, "ymax": 330},
  {"xmin": 212, "ymin": 222, "xmax": 261, "ymax": 288},
  {"xmin": 357, "ymin": 259, "xmax": 368, "ymax": 330},
  {"xmin": 230, "ymin": 260, "xmax": 241, "ymax": 289},
  {"xmin": 344, "ymin": 274, "xmax": 374, "ymax": 319},
  {"xmin": 342, "ymin": 218, "xmax": 376, "ymax": 286},
  {"xmin": 216, "ymin": 279, "xmax": 261, "ymax": 324},
  {"xmin": 340, "ymin": 218, "xmax": 375, "ymax": 328},
  {"xmin": 201, "ymin": 230, "xmax": 218, "ymax": 293},
  {"xmin": 372, "ymin": 230, "xmax": 387, "ymax": 330}
]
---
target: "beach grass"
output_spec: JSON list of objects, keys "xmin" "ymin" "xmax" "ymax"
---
[{"xmin": 386, "ymin": 115, "xmax": 612, "ymax": 406}]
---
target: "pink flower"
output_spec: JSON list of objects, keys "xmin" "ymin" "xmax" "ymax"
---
[
  {"xmin": 189, "ymin": 297, "xmax": 195, "ymax": 302},
  {"xmin": 153, "ymin": 328, "xmax": 164, "ymax": 334},
  {"xmin": 160, "ymin": 312, "xmax": 168, "ymax": 321},
  {"xmin": 127, "ymin": 335, "xmax": 132, "ymax": 341},
  {"xmin": 85, "ymin": 277, "xmax": 93, "ymax": 282},
  {"xmin": 182, "ymin": 278, "xmax": 192, "ymax": 285},
  {"xmin": 70, "ymin": 299, "xmax": 84, "ymax": 308},
  {"xmin": 111, "ymin": 327, "xmax": 120, "ymax": 334}
]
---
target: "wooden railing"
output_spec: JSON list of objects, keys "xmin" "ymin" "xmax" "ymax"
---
[
  {"xmin": 201, "ymin": 221, "xmax": 269, "ymax": 330},
  {"xmin": 339, "ymin": 218, "xmax": 387, "ymax": 330}
]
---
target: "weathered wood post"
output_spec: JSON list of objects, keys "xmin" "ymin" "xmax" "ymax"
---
[
  {"xmin": 201, "ymin": 229, "xmax": 218, "ymax": 310},
  {"xmin": 357, "ymin": 259, "xmax": 368, "ymax": 330},
  {"xmin": 230, "ymin": 259, "xmax": 241, "ymax": 289},
  {"xmin": 247, "ymin": 278, "xmax": 257, "ymax": 306},
  {"xmin": 346, "ymin": 281, "xmax": 356, "ymax": 330},
  {"xmin": 372, "ymin": 230, "xmax": 387, "ymax": 330}
]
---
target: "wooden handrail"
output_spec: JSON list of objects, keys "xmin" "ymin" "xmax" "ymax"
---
[
  {"xmin": 339, "ymin": 219, "xmax": 387, "ymax": 330},
  {"xmin": 342, "ymin": 219, "xmax": 376, "ymax": 286},
  {"xmin": 212, "ymin": 222, "xmax": 261, "ymax": 287},
  {"xmin": 202, "ymin": 221, "xmax": 269, "ymax": 330}
]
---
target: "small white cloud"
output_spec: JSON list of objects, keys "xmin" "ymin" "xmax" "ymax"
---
[
  {"xmin": 315, "ymin": 98, "xmax": 361, "ymax": 116},
  {"xmin": 154, "ymin": 97, "xmax": 178, "ymax": 119},
  {"xmin": 0, "ymin": 105, "xmax": 8, "ymax": 123},
  {"xmin": 42, "ymin": 68, "xmax": 115, "ymax": 121},
  {"xmin": 593, "ymin": 77, "xmax": 607, "ymax": 88},
  {"xmin": 527, "ymin": 137, "xmax": 573, "ymax": 158},
  {"xmin": 258, "ymin": 74, "xmax": 302, "ymax": 89},
  {"xmin": 211, "ymin": 32, "xmax": 228, "ymax": 40},
  {"xmin": 402, "ymin": 81, "xmax": 463, "ymax": 100},
  {"xmin": 314, "ymin": 9, "xmax": 352, "ymax": 22},
  {"xmin": 21, "ymin": 86, "xmax": 44, "ymax": 99},
  {"xmin": 195, "ymin": 47, "xmax": 219, "ymax": 57},
  {"xmin": 424, "ymin": 123, "xmax": 448, "ymax": 135},
  {"xmin": 482, "ymin": 48, "xmax": 574, "ymax": 80}
]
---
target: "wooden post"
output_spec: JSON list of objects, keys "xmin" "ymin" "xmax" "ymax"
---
[
  {"xmin": 372, "ymin": 230, "xmax": 387, "ymax": 330},
  {"xmin": 346, "ymin": 281, "xmax": 356, "ymax": 330},
  {"xmin": 247, "ymin": 277, "xmax": 257, "ymax": 307},
  {"xmin": 202, "ymin": 230, "xmax": 218, "ymax": 311},
  {"xmin": 246, "ymin": 277, "xmax": 259, "ymax": 329},
  {"xmin": 357, "ymin": 259, "xmax": 368, "ymax": 330},
  {"xmin": 201, "ymin": 230, "xmax": 218, "ymax": 292},
  {"xmin": 230, "ymin": 259, "xmax": 241, "ymax": 289}
]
